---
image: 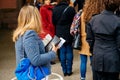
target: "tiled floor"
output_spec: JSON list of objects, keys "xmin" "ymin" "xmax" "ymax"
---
[{"xmin": 0, "ymin": 29, "xmax": 92, "ymax": 80}]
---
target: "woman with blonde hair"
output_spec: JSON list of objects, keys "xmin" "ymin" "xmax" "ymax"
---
[
  {"xmin": 70, "ymin": 0, "xmax": 105, "ymax": 79},
  {"xmin": 13, "ymin": 5, "xmax": 58, "ymax": 80}
]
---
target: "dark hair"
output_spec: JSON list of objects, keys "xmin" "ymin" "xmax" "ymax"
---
[
  {"xmin": 104, "ymin": 0, "xmax": 120, "ymax": 11},
  {"xmin": 23, "ymin": 0, "xmax": 36, "ymax": 5},
  {"xmin": 58, "ymin": 0, "xmax": 70, "ymax": 4}
]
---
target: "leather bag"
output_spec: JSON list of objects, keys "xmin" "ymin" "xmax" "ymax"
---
[{"xmin": 73, "ymin": 30, "xmax": 81, "ymax": 50}]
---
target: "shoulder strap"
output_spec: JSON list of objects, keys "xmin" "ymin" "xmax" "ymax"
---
[
  {"xmin": 62, "ymin": 6, "xmax": 70, "ymax": 15},
  {"xmin": 57, "ymin": 6, "xmax": 70, "ymax": 24}
]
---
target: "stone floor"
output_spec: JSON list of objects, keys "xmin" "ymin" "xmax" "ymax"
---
[{"xmin": 0, "ymin": 29, "xmax": 92, "ymax": 80}]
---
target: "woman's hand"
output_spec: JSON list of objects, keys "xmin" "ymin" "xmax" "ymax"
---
[
  {"xmin": 70, "ymin": 28, "xmax": 78, "ymax": 36},
  {"xmin": 51, "ymin": 43, "xmax": 59, "ymax": 53}
]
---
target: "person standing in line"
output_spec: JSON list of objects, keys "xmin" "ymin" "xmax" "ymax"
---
[
  {"xmin": 39, "ymin": 0, "xmax": 55, "ymax": 38},
  {"xmin": 39, "ymin": 0, "xmax": 56, "ymax": 64},
  {"xmin": 52, "ymin": 0, "xmax": 76, "ymax": 76},
  {"xmin": 13, "ymin": 5, "xmax": 59, "ymax": 80},
  {"xmin": 86, "ymin": 0, "xmax": 120, "ymax": 80},
  {"xmin": 70, "ymin": 0, "xmax": 105, "ymax": 80}
]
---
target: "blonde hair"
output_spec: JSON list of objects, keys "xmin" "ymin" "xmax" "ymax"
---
[
  {"xmin": 83, "ymin": 0, "xmax": 105, "ymax": 23},
  {"xmin": 13, "ymin": 5, "xmax": 42, "ymax": 42}
]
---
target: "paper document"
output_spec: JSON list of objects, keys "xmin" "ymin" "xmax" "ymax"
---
[
  {"xmin": 42, "ymin": 34, "xmax": 66, "ymax": 52},
  {"xmin": 58, "ymin": 37, "xmax": 66, "ymax": 48}
]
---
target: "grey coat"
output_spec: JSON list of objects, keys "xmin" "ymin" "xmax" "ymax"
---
[
  {"xmin": 15, "ymin": 30, "xmax": 56, "ymax": 73},
  {"xmin": 86, "ymin": 10, "xmax": 120, "ymax": 72}
]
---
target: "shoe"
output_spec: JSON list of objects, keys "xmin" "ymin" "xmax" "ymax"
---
[
  {"xmin": 50, "ymin": 61, "xmax": 56, "ymax": 65},
  {"xmin": 67, "ymin": 72, "xmax": 73, "ymax": 76},
  {"xmin": 81, "ymin": 79, "xmax": 85, "ymax": 80},
  {"xmin": 80, "ymin": 77, "xmax": 85, "ymax": 80},
  {"xmin": 64, "ymin": 73, "xmax": 68, "ymax": 76}
]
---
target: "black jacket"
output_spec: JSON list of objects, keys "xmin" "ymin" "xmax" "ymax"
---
[
  {"xmin": 52, "ymin": 2, "xmax": 76, "ymax": 44},
  {"xmin": 86, "ymin": 10, "xmax": 120, "ymax": 72}
]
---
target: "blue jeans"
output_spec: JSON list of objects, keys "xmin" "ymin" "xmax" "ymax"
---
[
  {"xmin": 80, "ymin": 54, "xmax": 92, "ymax": 78},
  {"xmin": 59, "ymin": 44, "xmax": 73, "ymax": 74}
]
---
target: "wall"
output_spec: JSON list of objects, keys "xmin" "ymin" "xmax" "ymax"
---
[
  {"xmin": 0, "ymin": 0, "xmax": 16, "ymax": 9},
  {"xmin": 0, "ymin": 0, "xmax": 23, "ymax": 29}
]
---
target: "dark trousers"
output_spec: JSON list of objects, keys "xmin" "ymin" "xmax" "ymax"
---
[
  {"xmin": 59, "ymin": 44, "xmax": 73, "ymax": 74},
  {"xmin": 93, "ymin": 70, "xmax": 119, "ymax": 80}
]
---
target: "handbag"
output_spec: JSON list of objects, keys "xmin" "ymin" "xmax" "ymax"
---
[
  {"xmin": 15, "ymin": 37, "xmax": 50, "ymax": 80},
  {"xmin": 72, "ymin": 29, "xmax": 81, "ymax": 50}
]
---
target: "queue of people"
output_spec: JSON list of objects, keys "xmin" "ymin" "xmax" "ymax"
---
[{"xmin": 13, "ymin": 0, "xmax": 120, "ymax": 80}]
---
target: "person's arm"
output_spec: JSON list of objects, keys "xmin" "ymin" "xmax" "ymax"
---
[
  {"xmin": 68, "ymin": 7, "xmax": 76, "ymax": 21},
  {"xmin": 23, "ymin": 30, "xmax": 57, "ymax": 66},
  {"xmin": 70, "ymin": 10, "xmax": 82, "ymax": 35},
  {"xmin": 86, "ymin": 18, "xmax": 95, "ymax": 53},
  {"xmin": 115, "ymin": 21, "xmax": 120, "ymax": 52},
  {"xmin": 40, "ymin": 7, "xmax": 53, "ymax": 34},
  {"xmin": 40, "ymin": 7, "xmax": 48, "ymax": 29},
  {"xmin": 116, "ymin": 6, "xmax": 120, "ymax": 17}
]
